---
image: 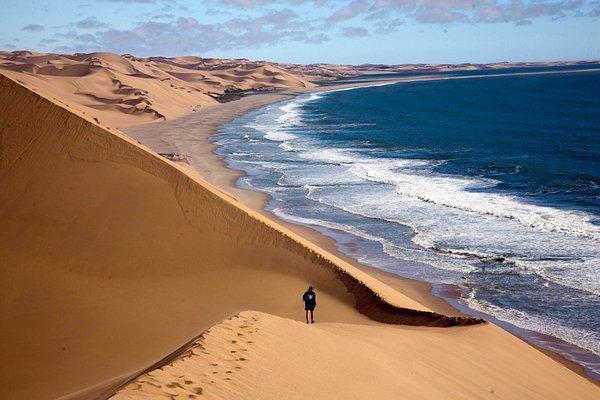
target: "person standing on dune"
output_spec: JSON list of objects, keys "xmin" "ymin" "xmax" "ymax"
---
[{"xmin": 302, "ymin": 286, "xmax": 316, "ymax": 324}]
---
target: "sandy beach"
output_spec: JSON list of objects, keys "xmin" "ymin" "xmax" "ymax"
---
[{"xmin": 2, "ymin": 52, "xmax": 600, "ymax": 400}]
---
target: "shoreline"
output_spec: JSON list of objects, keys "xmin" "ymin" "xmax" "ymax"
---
[{"xmin": 124, "ymin": 75, "xmax": 600, "ymax": 385}]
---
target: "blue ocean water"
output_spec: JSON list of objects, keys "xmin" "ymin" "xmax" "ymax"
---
[{"xmin": 214, "ymin": 70, "xmax": 600, "ymax": 378}]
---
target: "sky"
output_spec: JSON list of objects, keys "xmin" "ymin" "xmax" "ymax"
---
[{"xmin": 2, "ymin": 0, "xmax": 599, "ymax": 64}]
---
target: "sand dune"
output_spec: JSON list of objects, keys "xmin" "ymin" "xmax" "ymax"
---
[
  {"xmin": 0, "ymin": 51, "xmax": 315, "ymax": 128},
  {"xmin": 2, "ymin": 67, "xmax": 600, "ymax": 400},
  {"xmin": 0, "ymin": 71, "xmax": 481, "ymax": 400}
]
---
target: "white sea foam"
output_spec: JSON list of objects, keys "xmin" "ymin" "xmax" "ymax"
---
[
  {"xmin": 304, "ymin": 176, "xmax": 600, "ymax": 295},
  {"xmin": 271, "ymin": 207, "xmax": 476, "ymax": 275},
  {"xmin": 221, "ymin": 83, "xmax": 600, "ymax": 298},
  {"xmin": 276, "ymin": 93, "xmax": 322, "ymax": 127}
]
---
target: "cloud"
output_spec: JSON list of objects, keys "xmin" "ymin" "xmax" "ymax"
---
[
  {"xmin": 76, "ymin": 17, "xmax": 109, "ymax": 29},
  {"xmin": 342, "ymin": 26, "xmax": 369, "ymax": 36},
  {"xmin": 221, "ymin": 0, "xmax": 273, "ymax": 6},
  {"xmin": 98, "ymin": 0, "xmax": 156, "ymax": 3},
  {"xmin": 226, "ymin": 8, "xmax": 300, "ymax": 31},
  {"xmin": 325, "ymin": 0, "xmax": 593, "ymax": 25},
  {"xmin": 36, "ymin": 0, "xmax": 599, "ymax": 57},
  {"xmin": 473, "ymin": 0, "xmax": 583, "ymax": 23},
  {"xmin": 22, "ymin": 24, "xmax": 45, "ymax": 32},
  {"xmin": 214, "ymin": 0, "xmax": 328, "ymax": 7},
  {"xmin": 413, "ymin": 7, "xmax": 470, "ymax": 24},
  {"xmin": 590, "ymin": 3, "xmax": 600, "ymax": 16},
  {"xmin": 373, "ymin": 17, "xmax": 403, "ymax": 33},
  {"xmin": 152, "ymin": 13, "xmax": 176, "ymax": 19},
  {"xmin": 515, "ymin": 19, "xmax": 533, "ymax": 25},
  {"xmin": 39, "ymin": 39, "xmax": 60, "ymax": 45},
  {"xmin": 328, "ymin": 0, "xmax": 369, "ymax": 22},
  {"xmin": 59, "ymin": 31, "xmax": 99, "ymax": 44},
  {"xmin": 304, "ymin": 33, "xmax": 330, "ymax": 44},
  {"xmin": 55, "ymin": 10, "xmax": 329, "ymax": 56}
]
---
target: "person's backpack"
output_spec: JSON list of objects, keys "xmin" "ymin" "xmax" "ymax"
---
[{"xmin": 304, "ymin": 292, "xmax": 314, "ymax": 302}]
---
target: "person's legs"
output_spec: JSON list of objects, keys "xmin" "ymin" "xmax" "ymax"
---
[
  {"xmin": 305, "ymin": 310, "xmax": 309, "ymax": 323},
  {"xmin": 309, "ymin": 309, "xmax": 314, "ymax": 323}
]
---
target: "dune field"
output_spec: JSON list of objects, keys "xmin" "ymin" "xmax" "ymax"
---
[
  {"xmin": 1, "ymin": 55, "xmax": 600, "ymax": 400},
  {"xmin": 0, "ymin": 51, "xmax": 316, "ymax": 128}
]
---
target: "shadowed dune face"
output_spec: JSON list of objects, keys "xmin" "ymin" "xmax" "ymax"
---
[{"xmin": 0, "ymin": 74, "xmax": 482, "ymax": 399}]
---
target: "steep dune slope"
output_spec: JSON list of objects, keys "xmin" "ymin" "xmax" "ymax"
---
[{"xmin": 0, "ymin": 73, "xmax": 478, "ymax": 400}]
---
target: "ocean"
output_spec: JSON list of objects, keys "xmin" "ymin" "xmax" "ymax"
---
[{"xmin": 214, "ymin": 68, "xmax": 600, "ymax": 379}]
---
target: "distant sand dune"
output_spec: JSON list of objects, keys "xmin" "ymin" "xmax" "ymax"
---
[{"xmin": 0, "ymin": 51, "xmax": 316, "ymax": 128}]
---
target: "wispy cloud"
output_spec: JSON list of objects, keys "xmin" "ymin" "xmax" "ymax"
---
[
  {"xmin": 75, "ymin": 17, "xmax": 109, "ymax": 29},
  {"xmin": 28, "ymin": 0, "xmax": 598, "ymax": 58},
  {"xmin": 54, "ymin": 10, "xmax": 327, "ymax": 56},
  {"xmin": 22, "ymin": 24, "xmax": 45, "ymax": 32},
  {"xmin": 221, "ymin": 0, "xmax": 273, "ymax": 7},
  {"xmin": 342, "ymin": 26, "xmax": 369, "ymax": 36},
  {"xmin": 328, "ymin": 0, "xmax": 369, "ymax": 22},
  {"xmin": 221, "ymin": 0, "xmax": 593, "ymax": 25},
  {"xmin": 98, "ymin": 0, "xmax": 156, "ymax": 3},
  {"xmin": 360, "ymin": 0, "xmax": 587, "ymax": 24}
]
